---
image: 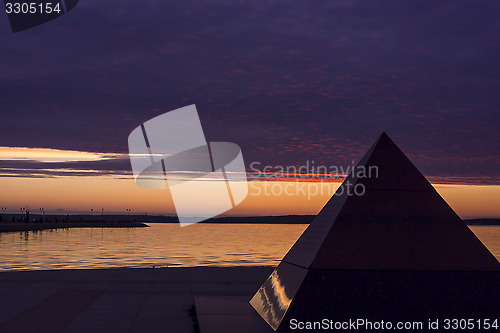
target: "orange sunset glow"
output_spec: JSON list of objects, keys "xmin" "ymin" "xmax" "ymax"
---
[
  {"xmin": 0, "ymin": 147, "xmax": 499, "ymax": 218},
  {"xmin": 1, "ymin": 174, "xmax": 499, "ymax": 219}
]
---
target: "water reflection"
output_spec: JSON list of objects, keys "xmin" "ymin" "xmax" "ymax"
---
[
  {"xmin": 0, "ymin": 224, "xmax": 497, "ymax": 271},
  {"xmin": 0, "ymin": 223, "xmax": 308, "ymax": 271}
]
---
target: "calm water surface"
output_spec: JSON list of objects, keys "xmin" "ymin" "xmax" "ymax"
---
[{"xmin": 0, "ymin": 224, "xmax": 498, "ymax": 271}]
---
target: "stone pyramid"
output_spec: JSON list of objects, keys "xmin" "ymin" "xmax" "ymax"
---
[{"xmin": 250, "ymin": 132, "xmax": 499, "ymax": 332}]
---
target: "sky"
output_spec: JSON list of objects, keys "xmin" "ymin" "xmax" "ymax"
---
[{"xmin": 0, "ymin": 0, "xmax": 499, "ymax": 217}]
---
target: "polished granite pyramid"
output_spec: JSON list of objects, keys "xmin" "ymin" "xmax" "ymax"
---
[{"xmin": 250, "ymin": 132, "xmax": 499, "ymax": 332}]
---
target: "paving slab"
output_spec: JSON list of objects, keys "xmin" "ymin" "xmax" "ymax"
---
[
  {"xmin": 0, "ymin": 266, "xmax": 273, "ymax": 332},
  {"xmin": 194, "ymin": 296, "xmax": 273, "ymax": 333}
]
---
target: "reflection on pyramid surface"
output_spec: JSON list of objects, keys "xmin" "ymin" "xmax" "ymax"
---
[{"xmin": 250, "ymin": 132, "xmax": 499, "ymax": 332}]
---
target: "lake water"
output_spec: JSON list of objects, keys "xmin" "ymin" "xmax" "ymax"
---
[{"xmin": 0, "ymin": 224, "xmax": 498, "ymax": 271}]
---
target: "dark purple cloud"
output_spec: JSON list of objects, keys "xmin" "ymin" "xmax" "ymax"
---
[{"xmin": 0, "ymin": 0, "xmax": 499, "ymax": 182}]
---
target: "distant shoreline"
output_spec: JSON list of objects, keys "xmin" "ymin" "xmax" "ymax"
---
[
  {"xmin": 0, "ymin": 214, "xmax": 498, "ymax": 233},
  {"xmin": 0, "ymin": 221, "xmax": 148, "ymax": 233},
  {"xmin": 463, "ymin": 218, "xmax": 500, "ymax": 226}
]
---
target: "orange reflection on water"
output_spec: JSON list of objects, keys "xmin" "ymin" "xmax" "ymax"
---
[{"xmin": 0, "ymin": 224, "xmax": 309, "ymax": 271}]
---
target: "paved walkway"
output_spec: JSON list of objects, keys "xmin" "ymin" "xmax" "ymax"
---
[{"xmin": 0, "ymin": 266, "xmax": 273, "ymax": 333}]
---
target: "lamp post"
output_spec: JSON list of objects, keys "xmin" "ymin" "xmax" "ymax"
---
[{"xmin": 20, "ymin": 208, "xmax": 29, "ymax": 223}]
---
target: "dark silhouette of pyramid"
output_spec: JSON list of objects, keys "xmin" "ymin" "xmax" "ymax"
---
[{"xmin": 250, "ymin": 132, "xmax": 499, "ymax": 332}]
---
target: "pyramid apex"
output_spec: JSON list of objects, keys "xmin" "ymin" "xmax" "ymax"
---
[
  {"xmin": 377, "ymin": 131, "xmax": 392, "ymax": 143},
  {"xmin": 351, "ymin": 131, "xmax": 434, "ymax": 191}
]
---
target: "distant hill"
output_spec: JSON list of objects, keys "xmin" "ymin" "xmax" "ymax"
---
[
  {"xmin": 119, "ymin": 214, "xmax": 316, "ymax": 224},
  {"xmin": 200, "ymin": 216, "xmax": 500, "ymax": 225},
  {"xmin": 123, "ymin": 215, "xmax": 500, "ymax": 225},
  {"xmin": 201, "ymin": 215, "xmax": 316, "ymax": 224},
  {"xmin": 463, "ymin": 218, "xmax": 500, "ymax": 226},
  {"xmin": 2, "ymin": 214, "xmax": 498, "ymax": 225}
]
